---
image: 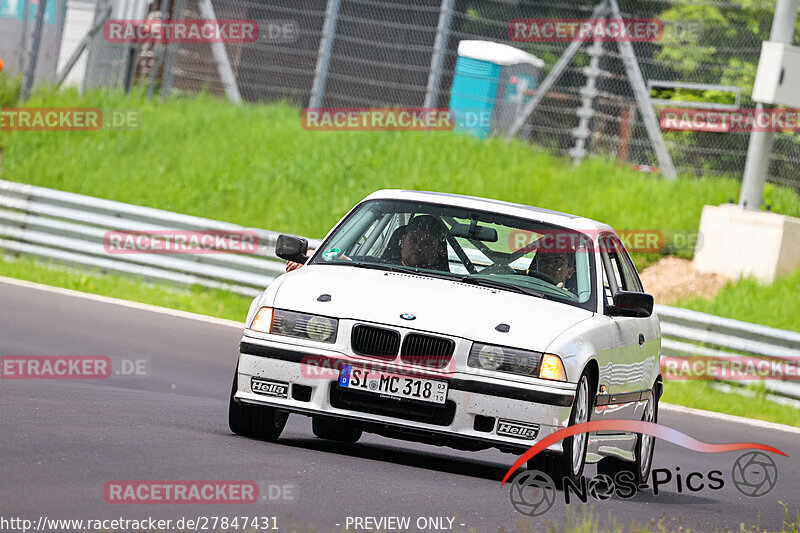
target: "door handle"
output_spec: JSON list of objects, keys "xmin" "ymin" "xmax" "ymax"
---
[{"xmin": 638, "ymin": 333, "xmax": 645, "ymax": 346}]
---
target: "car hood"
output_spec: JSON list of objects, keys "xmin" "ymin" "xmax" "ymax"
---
[{"xmin": 270, "ymin": 265, "xmax": 593, "ymax": 352}]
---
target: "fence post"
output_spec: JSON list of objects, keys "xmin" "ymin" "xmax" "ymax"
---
[
  {"xmin": 20, "ymin": 0, "xmax": 47, "ymax": 101},
  {"xmin": 423, "ymin": 0, "xmax": 455, "ymax": 109},
  {"xmin": 607, "ymin": 0, "xmax": 676, "ymax": 179},
  {"xmin": 739, "ymin": 0, "xmax": 799, "ymax": 210},
  {"xmin": 17, "ymin": 0, "xmax": 30, "ymax": 72},
  {"xmin": 147, "ymin": 0, "xmax": 172, "ymax": 100},
  {"xmin": 309, "ymin": 0, "xmax": 341, "ymax": 108},
  {"xmin": 197, "ymin": 0, "xmax": 241, "ymax": 103},
  {"xmin": 569, "ymin": 34, "xmax": 603, "ymax": 163},
  {"xmin": 505, "ymin": 0, "xmax": 607, "ymax": 141},
  {"xmin": 160, "ymin": 0, "xmax": 187, "ymax": 99}
]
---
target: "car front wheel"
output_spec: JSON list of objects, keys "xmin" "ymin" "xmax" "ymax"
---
[
  {"xmin": 597, "ymin": 382, "xmax": 659, "ymax": 488},
  {"xmin": 527, "ymin": 371, "xmax": 593, "ymax": 489},
  {"xmin": 228, "ymin": 369, "xmax": 288, "ymax": 441}
]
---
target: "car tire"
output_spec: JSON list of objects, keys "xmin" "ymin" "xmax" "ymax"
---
[
  {"xmin": 228, "ymin": 369, "xmax": 288, "ymax": 441},
  {"xmin": 596, "ymin": 382, "xmax": 659, "ymax": 489},
  {"xmin": 527, "ymin": 371, "xmax": 593, "ymax": 489},
  {"xmin": 312, "ymin": 417, "xmax": 362, "ymax": 443}
]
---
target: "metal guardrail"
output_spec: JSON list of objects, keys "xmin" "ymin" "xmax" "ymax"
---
[
  {"xmin": 1, "ymin": 180, "xmax": 797, "ymax": 402},
  {"xmin": 0, "ymin": 179, "xmax": 321, "ymax": 296},
  {"xmin": 656, "ymin": 305, "xmax": 800, "ymax": 403}
]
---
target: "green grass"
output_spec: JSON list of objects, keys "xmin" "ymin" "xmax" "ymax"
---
[
  {"xmin": 3, "ymin": 84, "xmax": 800, "ymax": 272},
  {"xmin": 0, "ymin": 253, "xmax": 252, "ymax": 322},
  {"xmin": 540, "ymin": 505, "xmax": 800, "ymax": 533},
  {"xmin": 661, "ymin": 380, "xmax": 800, "ymax": 427},
  {"xmin": 676, "ymin": 269, "xmax": 800, "ymax": 332},
  {"xmin": 1, "ymin": 82, "xmax": 798, "ymax": 425},
  {"xmin": 539, "ymin": 504, "xmax": 800, "ymax": 532}
]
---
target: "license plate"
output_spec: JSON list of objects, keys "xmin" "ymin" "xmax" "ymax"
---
[{"xmin": 338, "ymin": 365, "xmax": 448, "ymax": 404}]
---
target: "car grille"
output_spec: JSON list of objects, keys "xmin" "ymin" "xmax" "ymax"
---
[
  {"xmin": 351, "ymin": 325, "xmax": 400, "ymax": 359},
  {"xmin": 400, "ymin": 333, "xmax": 455, "ymax": 369},
  {"xmin": 329, "ymin": 383, "xmax": 456, "ymax": 426}
]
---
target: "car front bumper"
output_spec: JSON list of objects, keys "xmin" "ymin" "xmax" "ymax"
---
[{"xmin": 234, "ymin": 337, "xmax": 577, "ymax": 453}]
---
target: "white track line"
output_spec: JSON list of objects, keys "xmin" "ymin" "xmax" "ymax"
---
[
  {"xmin": 0, "ymin": 276, "xmax": 245, "ymax": 329},
  {"xmin": 3, "ymin": 276, "xmax": 799, "ymax": 435}
]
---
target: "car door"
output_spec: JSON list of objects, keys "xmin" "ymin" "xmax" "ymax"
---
[{"xmin": 597, "ymin": 233, "xmax": 657, "ymax": 421}]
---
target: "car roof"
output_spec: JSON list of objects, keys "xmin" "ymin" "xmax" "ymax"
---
[{"xmin": 362, "ymin": 189, "xmax": 615, "ymax": 233}]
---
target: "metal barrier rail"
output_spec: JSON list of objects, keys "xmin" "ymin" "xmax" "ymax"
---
[
  {"xmin": 656, "ymin": 304, "xmax": 800, "ymax": 402},
  {"xmin": 0, "ymin": 179, "xmax": 321, "ymax": 296},
  {"xmin": 1, "ymin": 179, "xmax": 797, "ymax": 401}
]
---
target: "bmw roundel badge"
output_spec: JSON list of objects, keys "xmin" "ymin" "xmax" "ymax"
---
[{"xmin": 400, "ymin": 313, "xmax": 416, "ymax": 321}]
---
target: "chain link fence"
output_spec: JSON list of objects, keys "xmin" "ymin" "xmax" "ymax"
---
[{"xmin": 32, "ymin": 0, "xmax": 800, "ymax": 191}]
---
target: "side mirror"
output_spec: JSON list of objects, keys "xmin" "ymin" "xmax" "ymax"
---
[
  {"xmin": 610, "ymin": 291, "xmax": 654, "ymax": 317},
  {"xmin": 276, "ymin": 234, "xmax": 309, "ymax": 264}
]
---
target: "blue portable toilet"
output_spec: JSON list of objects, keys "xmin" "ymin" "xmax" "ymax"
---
[{"xmin": 449, "ymin": 40, "xmax": 544, "ymax": 138}]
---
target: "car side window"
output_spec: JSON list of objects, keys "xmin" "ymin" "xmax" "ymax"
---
[
  {"xmin": 608, "ymin": 251, "xmax": 624, "ymax": 289},
  {"xmin": 617, "ymin": 247, "xmax": 643, "ymax": 292},
  {"xmin": 609, "ymin": 237, "xmax": 643, "ymax": 292},
  {"xmin": 600, "ymin": 233, "xmax": 643, "ymax": 312}
]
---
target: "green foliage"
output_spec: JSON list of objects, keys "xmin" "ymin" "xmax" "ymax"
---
[
  {"xmin": 653, "ymin": 1, "xmax": 800, "ymax": 186},
  {"xmin": 2, "ymin": 88, "xmax": 799, "ymax": 426},
  {"xmin": 0, "ymin": 253, "xmax": 252, "ymax": 321},
  {"xmin": 0, "ymin": 72, "xmax": 23, "ymax": 150},
  {"xmin": 661, "ymin": 381, "xmax": 800, "ymax": 427},
  {"xmin": 4, "ymin": 87, "xmax": 800, "ymax": 273},
  {"xmin": 0, "ymin": 71, "xmax": 21, "ymax": 108},
  {"xmin": 676, "ymin": 269, "xmax": 800, "ymax": 332}
]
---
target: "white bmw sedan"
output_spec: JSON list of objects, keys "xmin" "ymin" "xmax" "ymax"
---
[{"xmin": 229, "ymin": 190, "xmax": 662, "ymax": 487}]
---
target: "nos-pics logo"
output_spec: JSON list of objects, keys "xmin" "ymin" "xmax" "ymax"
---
[{"xmin": 503, "ymin": 421, "xmax": 784, "ymax": 517}]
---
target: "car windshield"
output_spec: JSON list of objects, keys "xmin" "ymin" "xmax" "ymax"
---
[{"xmin": 310, "ymin": 199, "xmax": 597, "ymax": 311}]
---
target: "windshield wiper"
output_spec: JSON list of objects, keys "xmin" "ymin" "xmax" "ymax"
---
[
  {"xmin": 459, "ymin": 276, "xmax": 546, "ymax": 298},
  {"xmin": 349, "ymin": 262, "xmax": 416, "ymax": 274},
  {"xmin": 348, "ymin": 262, "xmax": 455, "ymax": 280}
]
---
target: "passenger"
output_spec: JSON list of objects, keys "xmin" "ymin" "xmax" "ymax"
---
[{"xmin": 531, "ymin": 252, "xmax": 575, "ymax": 289}]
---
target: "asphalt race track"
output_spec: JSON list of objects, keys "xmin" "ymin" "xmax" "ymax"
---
[{"xmin": 1, "ymin": 278, "xmax": 798, "ymax": 532}]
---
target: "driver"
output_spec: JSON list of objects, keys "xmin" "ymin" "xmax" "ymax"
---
[
  {"xmin": 530, "ymin": 252, "xmax": 575, "ymax": 289},
  {"xmin": 285, "ymin": 214, "xmax": 450, "ymax": 272},
  {"xmin": 398, "ymin": 215, "xmax": 449, "ymax": 270}
]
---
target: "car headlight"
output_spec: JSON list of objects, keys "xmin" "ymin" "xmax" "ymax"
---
[
  {"xmin": 249, "ymin": 307, "xmax": 338, "ymax": 343},
  {"xmin": 468, "ymin": 342, "xmax": 566, "ymax": 381}
]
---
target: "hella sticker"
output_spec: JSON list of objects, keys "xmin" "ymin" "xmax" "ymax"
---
[
  {"xmin": 497, "ymin": 419, "xmax": 539, "ymax": 440},
  {"xmin": 251, "ymin": 378, "xmax": 289, "ymax": 398}
]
